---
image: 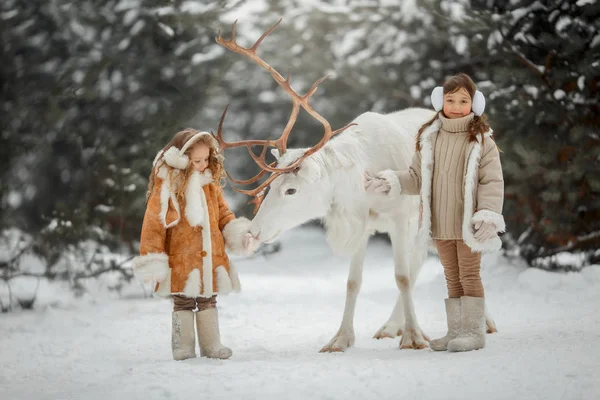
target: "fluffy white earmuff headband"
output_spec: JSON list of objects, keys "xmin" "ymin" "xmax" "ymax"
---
[
  {"xmin": 430, "ymin": 86, "xmax": 486, "ymax": 116},
  {"xmin": 163, "ymin": 131, "xmax": 217, "ymax": 170}
]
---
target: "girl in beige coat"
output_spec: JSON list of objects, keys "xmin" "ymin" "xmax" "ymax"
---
[
  {"xmin": 133, "ymin": 128, "xmax": 259, "ymax": 360},
  {"xmin": 365, "ymin": 73, "xmax": 505, "ymax": 352}
]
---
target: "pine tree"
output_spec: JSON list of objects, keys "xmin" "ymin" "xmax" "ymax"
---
[
  {"xmin": 1, "ymin": 0, "xmax": 235, "ymax": 276},
  {"xmin": 464, "ymin": 0, "xmax": 600, "ymax": 267}
]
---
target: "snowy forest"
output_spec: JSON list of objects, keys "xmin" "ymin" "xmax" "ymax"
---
[
  {"xmin": 1, "ymin": 1, "xmax": 600, "ymax": 399},
  {"xmin": 3, "ymin": 0, "xmax": 599, "ymax": 307}
]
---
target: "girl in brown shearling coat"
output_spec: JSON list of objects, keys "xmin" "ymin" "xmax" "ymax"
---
[
  {"xmin": 132, "ymin": 128, "xmax": 259, "ymax": 361},
  {"xmin": 366, "ymin": 73, "xmax": 505, "ymax": 353}
]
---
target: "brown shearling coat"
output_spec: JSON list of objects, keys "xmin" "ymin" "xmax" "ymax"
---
[{"xmin": 133, "ymin": 168, "xmax": 249, "ymax": 297}]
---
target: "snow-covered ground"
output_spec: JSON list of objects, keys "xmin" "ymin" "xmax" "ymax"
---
[{"xmin": 1, "ymin": 226, "xmax": 599, "ymax": 400}]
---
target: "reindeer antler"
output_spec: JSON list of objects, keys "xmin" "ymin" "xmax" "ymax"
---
[{"xmin": 214, "ymin": 19, "xmax": 356, "ymax": 211}]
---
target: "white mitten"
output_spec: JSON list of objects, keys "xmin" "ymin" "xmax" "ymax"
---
[
  {"xmin": 242, "ymin": 232, "xmax": 260, "ymax": 254},
  {"xmin": 473, "ymin": 220, "xmax": 497, "ymax": 242},
  {"xmin": 364, "ymin": 171, "xmax": 391, "ymax": 194}
]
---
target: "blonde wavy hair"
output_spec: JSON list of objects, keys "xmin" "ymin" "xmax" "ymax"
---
[{"xmin": 146, "ymin": 128, "xmax": 225, "ymax": 202}]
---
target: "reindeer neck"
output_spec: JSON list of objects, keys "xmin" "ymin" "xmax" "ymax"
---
[{"xmin": 319, "ymin": 139, "xmax": 367, "ymax": 215}]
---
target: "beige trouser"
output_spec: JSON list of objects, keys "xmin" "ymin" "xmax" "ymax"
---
[
  {"xmin": 173, "ymin": 295, "xmax": 217, "ymax": 312},
  {"xmin": 434, "ymin": 240, "xmax": 484, "ymax": 298}
]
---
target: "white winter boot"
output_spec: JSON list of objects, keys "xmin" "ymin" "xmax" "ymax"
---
[
  {"xmin": 447, "ymin": 296, "xmax": 486, "ymax": 352},
  {"xmin": 196, "ymin": 308, "xmax": 232, "ymax": 359},
  {"xmin": 171, "ymin": 311, "xmax": 197, "ymax": 360},
  {"xmin": 429, "ymin": 298, "xmax": 461, "ymax": 351}
]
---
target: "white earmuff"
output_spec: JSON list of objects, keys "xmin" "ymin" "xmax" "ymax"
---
[
  {"xmin": 472, "ymin": 90, "xmax": 486, "ymax": 116},
  {"xmin": 163, "ymin": 146, "xmax": 189, "ymax": 170},
  {"xmin": 430, "ymin": 86, "xmax": 486, "ymax": 116},
  {"xmin": 431, "ymin": 86, "xmax": 444, "ymax": 111},
  {"xmin": 163, "ymin": 131, "xmax": 216, "ymax": 170}
]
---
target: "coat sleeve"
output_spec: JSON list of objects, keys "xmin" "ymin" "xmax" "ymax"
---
[
  {"xmin": 218, "ymin": 186, "xmax": 252, "ymax": 256},
  {"xmin": 471, "ymin": 140, "xmax": 506, "ymax": 233},
  {"xmin": 131, "ymin": 179, "xmax": 170, "ymax": 283},
  {"xmin": 216, "ymin": 186, "xmax": 236, "ymax": 231},
  {"xmin": 396, "ymin": 150, "xmax": 422, "ymax": 195},
  {"xmin": 376, "ymin": 150, "xmax": 422, "ymax": 198}
]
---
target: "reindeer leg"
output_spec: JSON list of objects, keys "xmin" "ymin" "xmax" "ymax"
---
[
  {"xmin": 389, "ymin": 224, "xmax": 428, "ymax": 350},
  {"xmin": 320, "ymin": 236, "xmax": 368, "ymax": 353},
  {"xmin": 373, "ymin": 293, "xmax": 405, "ymax": 339},
  {"xmin": 375, "ymin": 214, "xmax": 427, "ymax": 340}
]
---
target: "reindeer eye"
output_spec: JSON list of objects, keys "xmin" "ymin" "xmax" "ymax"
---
[{"xmin": 285, "ymin": 188, "xmax": 297, "ymax": 195}]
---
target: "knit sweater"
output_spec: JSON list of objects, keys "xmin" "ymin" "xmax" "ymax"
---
[{"xmin": 431, "ymin": 113, "xmax": 474, "ymax": 239}]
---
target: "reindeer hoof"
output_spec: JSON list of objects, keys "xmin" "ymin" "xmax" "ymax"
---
[
  {"xmin": 400, "ymin": 342, "xmax": 428, "ymax": 350},
  {"xmin": 373, "ymin": 324, "xmax": 403, "ymax": 339},
  {"xmin": 319, "ymin": 346, "xmax": 344, "ymax": 353},
  {"xmin": 320, "ymin": 331, "xmax": 355, "ymax": 353},
  {"xmin": 373, "ymin": 331, "xmax": 395, "ymax": 340},
  {"xmin": 486, "ymin": 318, "xmax": 497, "ymax": 334},
  {"xmin": 399, "ymin": 326, "xmax": 428, "ymax": 350}
]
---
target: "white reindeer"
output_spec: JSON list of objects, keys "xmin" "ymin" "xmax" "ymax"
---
[
  {"xmin": 215, "ymin": 20, "xmax": 494, "ymax": 352},
  {"xmin": 252, "ymin": 108, "xmax": 435, "ymax": 352}
]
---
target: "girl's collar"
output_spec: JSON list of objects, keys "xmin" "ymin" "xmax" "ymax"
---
[
  {"xmin": 438, "ymin": 112, "xmax": 474, "ymax": 133},
  {"xmin": 191, "ymin": 169, "xmax": 214, "ymax": 187}
]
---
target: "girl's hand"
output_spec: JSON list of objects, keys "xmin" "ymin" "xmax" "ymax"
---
[
  {"xmin": 473, "ymin": 220, "xmax": 497, "ymax": 241},
  {"xmin": 364, "ymin": 171, "xmax": 391, "ymax": 194},
  {"xmin": 242, "ymin": 232, "xmax": 259, "ymax": 254}
]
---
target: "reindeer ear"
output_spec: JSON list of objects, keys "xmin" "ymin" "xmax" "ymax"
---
[
  {"xmin": 297, "ymin": 158, "xmax": 321, "ymax": 183},
  {"xmin": 271, "ymin": 149, "xmax": 280, "ymax": 160}
]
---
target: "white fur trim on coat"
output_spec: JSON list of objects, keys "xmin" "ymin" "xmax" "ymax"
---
[
  {"xmin": 183, "ymin": 269, "xmax": 202, "ymax": 297},
  {"xmin": 417, "ymin": 119, "xmax": 441, "ymax": 246},
  {"xmin": 156, "ymin": 169, "xmax": 213, "ymax": 229},
  {"xmin": 222, "ymin": 217, "xmax": 252, "ymax": 256},
  {"xmin": 155, "ymin": 268, "xmax": 172, "ymax": 297},
  {"xmin": 159, "ymin": 172, "xmax": 181, "ymax": 228},
  {"xmin": 215, "ymin": 266, "xmax": 233, "ymax": 294},
  {"xmin": 185, "ymin": 173, "xmax": 204, "ymax": 227},
  {"xmin": 461, "ymin": 130, "xmax": 502, "ymax": 252},
  {"xmin": 228, "ymin": 261, "xmax": 241, "ymax": 292},
  {"xmin": 377, "ymin": 169, "xmax": 402, "ymax": 198},
  {"xmin": 163, "ymin": 146, "xmax": 189, "ymax": 170},
  {"xmin": 184, "ymin": 170, "xmax": 214, "ymax": 227},
  {"xmin": 199, "ymin": 178, "xmax": 213, "ymax": 298},
  {"xmin": 132, "ymin": 253, "xmax": 169, "ymax": 283}
]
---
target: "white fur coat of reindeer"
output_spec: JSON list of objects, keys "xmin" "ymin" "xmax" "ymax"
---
[{"xmin": 252, "ymin": 108, "xmax": 434, "ymax": 351}]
